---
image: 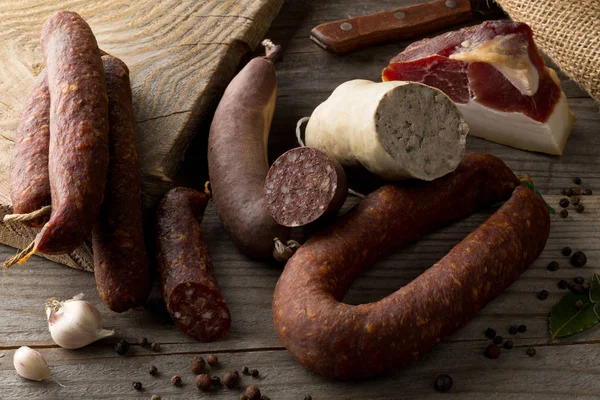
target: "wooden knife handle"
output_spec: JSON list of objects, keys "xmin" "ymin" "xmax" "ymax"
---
[{"xmin": 310, "ymin": 0, "xmax": 472, "ymax": 54}]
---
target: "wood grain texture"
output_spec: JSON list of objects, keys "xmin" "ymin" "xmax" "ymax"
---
[
  {"xmin": 0, "ymin": 0, "xmax": 283, "ymax": 270},
  {"xmin": 1, "ymin": 0, "xmax": 600, "ymax": 398}
]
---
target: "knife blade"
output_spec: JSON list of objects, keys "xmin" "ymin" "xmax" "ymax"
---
[{"xmin": 310, "ymin": 0, "xmax": 502, "ymax": 54}]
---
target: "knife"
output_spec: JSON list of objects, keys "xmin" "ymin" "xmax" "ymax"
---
[{"xmin": 310, "ymin": 0, "xmax": 503, "ymax": 54}]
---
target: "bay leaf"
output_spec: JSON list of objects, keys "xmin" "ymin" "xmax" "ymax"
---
[
  {"xmin": 549, "ymin": 291, "xmax": 600, "ymax": 340},
  {"xmin": 595, "ymin": 303, "xmax": 600, "ymax": 320},
  {"xmin": 589, "ymin": 273, "xmax": 600, "ymax": 303}
]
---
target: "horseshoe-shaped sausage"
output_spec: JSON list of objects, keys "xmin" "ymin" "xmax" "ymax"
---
[{"xmin": 273, "ymin": 152, "xmax": 550, "ymax": 379}]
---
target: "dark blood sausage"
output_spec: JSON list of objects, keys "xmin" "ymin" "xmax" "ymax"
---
[
  {"xmin": 265, "ymin": 147, "xmax": 347, "ymax": 227},
  {"xmin": 10, "ymin": 71, "xmax": 51, "ymax": 228},
  {"xmin": 156, "ymin": 187, "xmax": 231, "ymax": 342},
  {"xmin": 208, "ymin": 43, "xmax": 290, "ymax": 259},
  {"xmin": 36, "ymin": 11, "xmax": 109, "ymax": 254},
  {"xmin": 273, "ymin": 153, "xmax": 550, "ymax": 379},
  {"xmin": 92, "ymin": 55, "xmax": 150, "ymax": 313}
]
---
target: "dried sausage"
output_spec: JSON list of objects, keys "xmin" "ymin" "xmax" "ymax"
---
[
  {"xmin": 156, "ymin": 187, "xmax": 231, "ymax": 342},
  {"xmin": 265, "ymin": 147, "xmax": 347, "ymax": 227},
  {"xmin": 9, "ymin": 71, "xmax": 51, "ymax": 228},
  {"xmin": 92, "ymin": 55, "xmax": 150, "ymax": 313},
  {"xmin": 35, "ymin": 10, "xmax": 109, "ymax": 254},
  {"xmin": 208, "ymin": 42, "xmax": 290, "ymax": 259},
  {"xmin": 273, "ymin": 153, "xmax": 550, "ymax": 379}
]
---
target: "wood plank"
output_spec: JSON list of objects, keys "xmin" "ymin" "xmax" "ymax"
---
[{"xmin": 0, "ymin": 0, "xmax": 283, "ymax": 271}]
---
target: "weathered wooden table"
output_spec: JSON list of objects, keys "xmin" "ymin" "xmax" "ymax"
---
[{"xmin": 2, "ymin": 1, "xmax": 600, "ymax": 399}]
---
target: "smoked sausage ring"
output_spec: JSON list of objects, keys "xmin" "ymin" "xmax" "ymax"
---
[{"xmin": 273, "ymin": 153, "xmax": 550, "ymax": 379}]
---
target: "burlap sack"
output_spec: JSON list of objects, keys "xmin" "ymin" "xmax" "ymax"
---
[{"xmin": 494, "ymin": 0, "xmax": 600, "ymax": 102}]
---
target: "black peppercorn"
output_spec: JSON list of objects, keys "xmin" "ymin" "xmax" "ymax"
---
[
  {"xmin": 138, "ymin": 337, "xmax": 148, "ymax": 346},
  {"xmin": 526, "ymin": 347, "xmax": 536, "ymax": 357},
  {"xmin": 171, "ymin": 375, "xmax": 182, "ymax": 386},
  {"xmin": 566, "ymin": 188, "xmax": 574, "ymax": 197},
  {"xmin": 195, "ymin": 374, "xmax": 212, "ymax": 391},
  {"xmin": 245, "ymin": 385, "xmax": 262, "ymax": 400},
  {"xmin": 261, "ymin": 396, "xmax": 271, "ymax": 400},
  {"xmin": 250, "ymin": 369, "xmax": 259, "ymax": 378},
  {"xmin": 547, "ymin": 261, "xmax": 560, "ymax": 271},
  {"xmin": 560, "ymin": 209, "xmax": 569, "ymax": 218},
  {"xmin": 150, "ymin": 342, "xmax": 161, "ymax": 352},
  {"xmin": 114, "ymin": 340, "xmax": 130, "ymax": 355},
  {"xmin": 493, "ymin": 335, "xmax": 503, "ymax": 345},
  {"xmin": 149, "ymin": 365, "xmax": 158, "ymax": 376},
  {"xmin": 537, "ymin": 290, "xmax": 549, "ymax": 300},
  {"xmin": 132, "ymin": 381, "xmax": 142, "ymax": 390},
  {"xmin": 571, "ymin": 196, "xmax": 581, "ymax": 206},
  {"xmin": 576, "ymin": 204, "xmax": 585, "ymax": 213},
  {"xmin": 572, "ymin": 187, "xmax": 581, "ymax": 196},
  {"xmin": 434, "ymin": 374, "xmax": 453, "ymax": 392},
  {"xmin": 503, "ymin": 340, "xmax": 514, "ymax": 349},
  {"xmin": 191, "ymin": 356, "xmax": 206, "ymax": 374},
  {"xmin": 574, "ymin": 177, "xmax": 582, "ymax": 185},
  {"xmin": 569, "ymin": 282, "xmax": 584, "ymax": 293},
  {"xmin": 304, "ymin": 396, "xmax": 313, "ymax": 400},
  {"xmin": 211, "ymin": 375, "xmax": 222, "ymax": 385},
  {"xmin": 518, "ymin": 325, "xmax": 527, "ymax": 333},
  {"xmin": 207, "ymin": 354, "xmax": 218, "ymax": 365},
  {"xmin": 562, "ymin": 247, "xmax": 572, "ymax": 256},
  {"xmin": 559, "ymin": 198, "xmax": 569, "ymax": 208},
  {"xmin": 242, "ymin": 366, "xmax": 250, "ymax": 375},
  {"xmin": 583, "ymin": 188, "xmax": 593, "ymax": 195},
  {"xmin": 509, "ymin": 325, "xmax": 518, "ymax": 335},
  {"xmin": 484, "ymin": 328, "xmax": 496, "ymax": 339},
  {"xmin": 223, "ymin": 371, "xmax": 240, "ymax": 388},
  {"xmin": 574, "ymin": 276, "xmax": 585, "ymax": 284},
  {"xmin": 558, "ymin": 280, "xmax": 569, "ymax": 289},
  {"xmin": 575, "ymin": 300, "xmax": 585, "ymax": 310},
  {"xmin": 571, "ymin": 251, "xmax": 587, "ymax": 267},
  {"xmin": 484, "ymin": 344, "xmax": 501, "ymax": 359},
  {"xmin": 583, "ymin": 282, "xmax": 591, "ymax": 290}
]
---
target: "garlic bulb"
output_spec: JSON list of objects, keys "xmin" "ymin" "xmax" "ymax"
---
[
  {"xmin": 45, "ymin": 295, "xmax": 114, "ymax": 349},
  {"xmin": 13, "ymin": 346, "xmax": 51, "ymax": 381}
]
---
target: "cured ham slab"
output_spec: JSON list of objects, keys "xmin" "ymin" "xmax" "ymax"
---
[{"xmin": 382, "ymin": 21, "xmax": 575, "ymax": 155}]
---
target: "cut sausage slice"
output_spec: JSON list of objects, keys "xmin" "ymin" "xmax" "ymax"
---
[
  {"xmin": 156, "ymin": 187, "xmax": 231, "ymax": 342},
  {"xmin": 265, "ymin": 147, "xmax": 347, "ymax": 227},
  {"xmin": 273, "ymin": 152, "xmax": 550, "ymax": 379}
]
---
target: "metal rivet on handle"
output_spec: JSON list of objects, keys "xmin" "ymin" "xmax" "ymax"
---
[
  {"xmin": 340, "ymin": 22, "xmax": 353, "ymax": 31},
  {"xmin": 393, "ymin": 11, "xmax": 406, "ymax": 19},
  {"xmin": 445, "ymin": 0, "xmax": 457, "ymax": 8}
]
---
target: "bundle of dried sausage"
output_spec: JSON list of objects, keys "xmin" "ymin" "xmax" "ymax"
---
[
  {"xmin": 273, "ymin": 152, "xmax": 550, "ymax": 379},
  {"xmin": 156, "ymin": 187, "xmax": 231, "ymax": 342}
]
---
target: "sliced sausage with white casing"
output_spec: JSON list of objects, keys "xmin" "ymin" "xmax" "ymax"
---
[{"xmin": 304, "ymin": 79, "xmax": 469, "ymax": 181}]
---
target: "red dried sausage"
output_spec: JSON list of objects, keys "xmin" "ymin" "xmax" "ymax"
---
[
  {"xmin": 92, "ymin": 55, "xmax": 150, "ymax": 313},
  {"xmin": 9, "ymin": 72, "xmax": 51, "ymax": 228},
  {"xmin": 156, "ymin": 187, "xmax": 231, "ymax": 342},
  {"xmin": 36, "ymin": 11, "xmax": 109, "ymax": 254},
  {"xmin": 265, "ymin": 147, "xmax": 347, "ymax": 227},
  {"xmin": 273, "ymin": 153, "xmax": 550, "ymax": 379}
]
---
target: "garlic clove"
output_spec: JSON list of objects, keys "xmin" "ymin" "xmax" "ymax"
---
[
  {"xmin": 46, "ymin": 295, "xmax": 114, "ymax": 349},
  {"xmin": 13, "ymin": 346, "xmax": 51, "ymax": 381}
]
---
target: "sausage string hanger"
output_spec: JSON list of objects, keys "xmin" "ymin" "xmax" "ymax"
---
[{"xmin": 295, "ymin": 117, "xmax": 366, "ymax": 199}]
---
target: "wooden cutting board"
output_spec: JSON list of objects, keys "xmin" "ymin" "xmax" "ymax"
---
[{"xmin": 0, "ymin": 0, "xmax": 283, "ymax": 271}]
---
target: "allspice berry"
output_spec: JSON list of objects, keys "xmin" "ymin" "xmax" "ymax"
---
[
  {"xmin": 171, "ymin": 375, "xmax": 182, "ymax": 386},
  {"xmin": 195, "ymin": 374, "xmax": 212, "ymax": 391},
  {"xmin": 245, "ymin": 385, "xmax": 262, "ymax": 400},
  {"xmin": 223, "ymin": 371, "xmax": 240, "ymax": 388},
  {"xmin": 191, "ymin": 356, "xmax": 206, "ymax": 374},
  {"xmin": 207, "ymin": 354, "xmax": 218, "ymax": 365}
]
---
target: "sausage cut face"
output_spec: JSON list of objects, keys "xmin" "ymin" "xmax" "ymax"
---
[{"xmin": 273, "ymin": 153, "xmax": 550, "ymax": 379}]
